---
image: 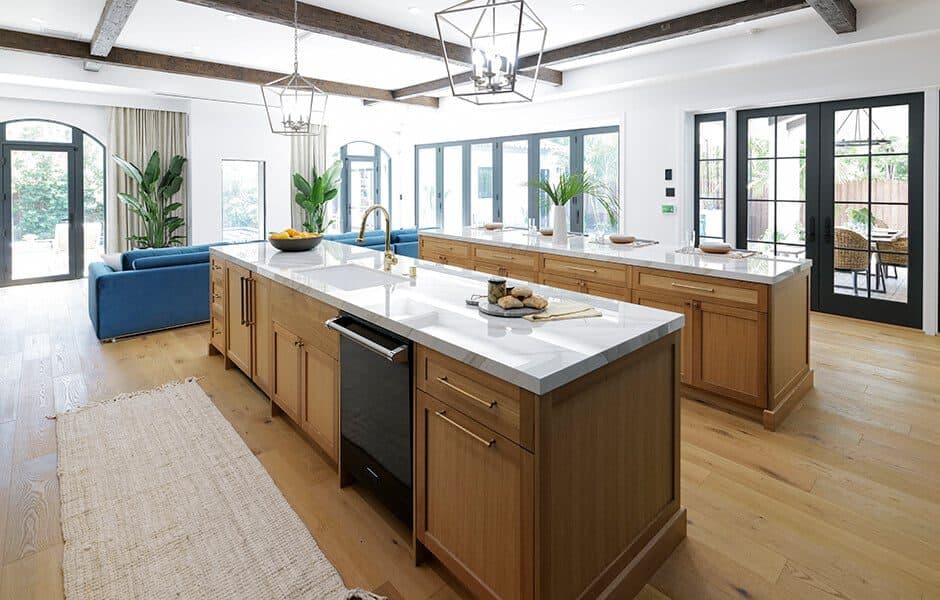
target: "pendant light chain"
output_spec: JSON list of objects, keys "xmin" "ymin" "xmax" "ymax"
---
[{"xmin": 293, "ymin": 0, "xmax": 299, "ymax": 73}]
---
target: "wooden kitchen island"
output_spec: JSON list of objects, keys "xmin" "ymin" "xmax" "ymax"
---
[
  {"xmin": 209, "ymin": 241, "xmax": 686, "ymax": 600},
  {"xmin": 420, "ymin": 228, "xmax": 814, "ymax": 431}
]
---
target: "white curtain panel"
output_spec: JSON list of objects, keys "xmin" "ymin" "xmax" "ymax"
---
[
  {"xmin": 289, "ymin": 127, "xmax": 329, "ymax": 230},
  {"xmin": 107, "ymin": 108, "xmax": 189, "ymax": 252}
]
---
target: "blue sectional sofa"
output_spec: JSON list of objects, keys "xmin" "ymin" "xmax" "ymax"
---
[
  {"xmin": 87, "ymin": 229, "xmax": 428, "ymax": 341},
  {"xmin": 324, "ymin": 228, "xmax": 422, "ymax": 258},
  {"xmin": 87, "ymin": 243, "xmax": 236, "ymax": 340}
]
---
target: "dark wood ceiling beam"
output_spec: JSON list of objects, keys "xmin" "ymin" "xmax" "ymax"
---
[
  {"xmin": 0, "ymin": 28, "xmax": 438, "ymax": 108},
  {"xmin": 91, "ymin": 0, "xmax": 139, "ymax": 57},
  {"xmin": 520, "ymin": 0, "xmax": 809, "ymax": 69},
  {"xmin": 394, "ymin": 0, "xmax": 809, "ymax": 99},
  {"xmin": 806, "ymin": 0, "xmax": 857, "ymax": 34},
  {"xmin": 176, "ymin": 0, "xmax": 563, "ymax": 86}
]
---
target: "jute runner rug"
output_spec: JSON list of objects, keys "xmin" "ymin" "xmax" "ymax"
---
[{"xmin": 56, "ymin": 378, "xmax": 381, "ymax": 599}]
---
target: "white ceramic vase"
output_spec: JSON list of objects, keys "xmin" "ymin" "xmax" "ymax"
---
[{"xmin": 552, "ymin": 204, "xmax": 567, "ymax": 244}]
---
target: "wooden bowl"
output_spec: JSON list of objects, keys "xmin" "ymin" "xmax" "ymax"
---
[
  {"xmin": 609, "ymin": 234, "xmax": 636, "ymax": 244},
  {"xmin": 268, "ymin": 236, "xmax": 323, "ymax": 252},
  {"xmin": 698, "ymin": 242, "xmax": 733, "ymax": 254},
  {"xmin": 484, "ymin": 222, "xmax": 503, "ymax": 231},
  {"xmin": 539, "ymin": 228, "xmax": 554, "ymax": 236}
]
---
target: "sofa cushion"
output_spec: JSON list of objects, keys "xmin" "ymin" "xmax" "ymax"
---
[
  {"xmin": 394, "ymin": 232, "xmax": 419, "ymax": 244},
  {"xmin": 101, "ymin": 253, "xmax": 122, "ymax": 271},
  {"xmin": 120, "ymin": 243, "xmax": 230, "ymax": 270},
  {"xmin": 133, "ymin": 251, "xmax": 211, "ymax": 270}
]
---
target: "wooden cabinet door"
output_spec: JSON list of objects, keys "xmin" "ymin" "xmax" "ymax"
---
[
  {"xmin": 694, "ymin": 302, "xmax": 768, "ymax": 407},
  {"xmin": 226, "ymin": 264, "xmax": 252, "ymax": 375},
  {"xmin": 272, "ymin": 322, "xmax": 302, "ymax": 421},
  {"xmin": 416, "ymin": 391, "xmax": 533, "ymax": 600},
  {"xmin": 633, "ymin": 290, "xmax": 694, "ymax": 384},
  {"xmin": 301, "ymin": 343, "xmax": 338, "ymax": 461},
  {"xmin": 251, "ymin": 274, "xmax": 272, "ymax": 395}
]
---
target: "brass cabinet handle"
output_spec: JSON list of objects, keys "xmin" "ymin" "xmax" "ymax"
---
[
  {"xmin": 567, "ymin": 265, "xmax": 597, "ymax": 273},
  {"xmin": 239, "ymin": 277, "xmax": 247, "ymax": 325},
  {"xmin": 212, "ymin": 327, "xmax": 222, "ymax": 335},
  {"xmin": 211, "ymin": 263, "xmax": 222, "ymax": 271},
  {"xmin": 436, "ymin": 376, "xmax": 496, "ymax": 408},
  {"xmin": 435, "ymin": 410, "xmax": 494, "ymax": 447},
  {"xmin": 247, "ymin": 278, "xmax": 256, "ymax": 325},
  {"xmin": 211, "ymin": 293, "xmax": 222, "ymax": 301},
  {"xmin": 671, "ymin": 282, "xmax": 715, "ymax": 293}
]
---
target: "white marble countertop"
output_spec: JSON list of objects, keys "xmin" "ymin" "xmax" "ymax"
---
[
  {"xmin": 212, "ymin": 241, "xmax": 684, "ymax": 395},
  {"xmin": 421, "ymin": 227, "xmax": 812, "ymax": 285}
]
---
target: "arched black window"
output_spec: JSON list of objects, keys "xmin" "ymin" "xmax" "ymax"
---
[
  {"xmin": 338, "ymin": 141, "xmax": 391, "ymax": 232},
  {"xmin": 0, "ymin": 119, "xmax": 106, "ymax": 284}
]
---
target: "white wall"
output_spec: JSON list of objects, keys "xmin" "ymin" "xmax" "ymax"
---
[{"xmin": 187, "ymin": 99, "xmax": 291, "ymax": 244}]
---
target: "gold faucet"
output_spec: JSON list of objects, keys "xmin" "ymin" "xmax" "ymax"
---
[{"xmin": 357, "ymin": 204, "xmax": 398, "ymax": 272}]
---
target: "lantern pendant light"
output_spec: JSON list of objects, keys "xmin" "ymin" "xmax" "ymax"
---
[
  {"xmin": 436, "ymin": 0, "xmax": 547, "ymax": 105},
  {"xmin": 261, "ymin": 0, "xmax": 327, "ymax": 135}
]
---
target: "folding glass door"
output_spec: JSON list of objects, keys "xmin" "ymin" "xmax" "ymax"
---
[{"xmin": 737, "ymin": 94, "xmax": 923, "ymax": 328}]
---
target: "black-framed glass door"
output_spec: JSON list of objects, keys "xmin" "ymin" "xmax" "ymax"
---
[
  {"xmin": 819, "ymin": 93, "xmax": 923, "ymax": 328},
  {"xmin": 737, "ymin": 93, "xmax": 924, "ymax": 328},
  {"xmin": 1, "ymin": 142, "xmax": 81, "ymax": 286}
]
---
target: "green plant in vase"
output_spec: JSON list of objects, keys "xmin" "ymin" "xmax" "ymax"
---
[
  {"xmin": 529, "ymin": 172, "xmax": 618, "ymax": 242},
  {"xmin": 293, "ymin": 160, "xmax": 341, "ymax": 235},
  {"xmin": 112, "ymin": 151, "xmax": 187, "ymax": 248}
]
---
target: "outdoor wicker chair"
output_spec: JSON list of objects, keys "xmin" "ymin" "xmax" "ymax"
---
[
  {"xmin": 834, "ymin": 227, "xmax": 870, "ymax": 295},
  {"xmin": 875, "ymin": 237, "xmax": 908, "ymax": 279}
]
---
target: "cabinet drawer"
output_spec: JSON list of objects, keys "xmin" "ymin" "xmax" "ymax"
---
[
  {"xmin": 271, "ymin": 285, "xmax": 339, "ymax": 359},
  {"xmin": 210, "ymin": 277, "xmax": 225, "ymax": 312},
  {"xmin": 416, "ymin": 346, "xmax": 533, "ymax": 450},
  {"xmin": 420, "ymin": 237, "xmax": 471, "ymax": 261},
  {"xmin": 474, "ymin": 261, "xmax": 538, "ymax": 285},
  {"xmin": 634, "ymin": 268, "xmax": 767, "ymax": 311},
  {"xmin": 210, "ymin": 313, "xmax": 225, "ymax": 352},
  {"xmin": 540, "ymin": 254, "xmax": 629, "ymax": 287},
  {"xmin": 210, "ymin": 256, "xmax": 225, "ymax": 281},
  {"xmin": 472, "ymin": 245, "xmax": 538, "ymax": 270},
  {"xmin": 540, "ymin": 273, "xmax": 629, "ymax": 302}
]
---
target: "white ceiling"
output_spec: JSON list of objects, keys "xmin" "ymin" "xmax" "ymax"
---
[{"xmin": 0, "ymin": 0, "xmax": 898, "ymax": 92}]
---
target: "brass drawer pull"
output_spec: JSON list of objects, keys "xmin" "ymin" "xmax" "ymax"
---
[
  {"xmin": 567, "ymin": 265, "xmax": 597, "ymax": 273},
  {"xmin": 437, "ymin": 376, "xmax": 496, "ymax": 408},
  {"xmin": 212, "ymin": 328, "xmax": 222, "ymax": 335},
  {"xmin": 671, "ymin": 282, "xmax": 715, "ymax": 293},
  {"xmin": 211, "ymin": 264, "xmax": 222, "ymax": 271},
  {"xmin": 211, "ymin": 293, "xmax": 222, "ymax": 301},
  {"xmin": 435, "ymin": 410, "xmax": 494, "ymax": 447}
]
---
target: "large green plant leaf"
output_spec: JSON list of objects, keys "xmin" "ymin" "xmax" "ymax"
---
[
  {"xmin": 159, "ymin": 175, "xmax": 184, "ymax": 199},
  {"xmin": 293, "ymin": 173, "xmax": 312, "ymax": 197},
  {"xmin": 112, "ymin": 155, "xmax": 144, "ymax": 186},
  {"xmin": 142, "ymin": 151, "xmax": 161, "ymax": 191}
]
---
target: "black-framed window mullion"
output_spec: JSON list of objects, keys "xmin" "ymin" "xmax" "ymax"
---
[{"xmin": 693, "ymin": 113, "xmax": 726, "ymax": 244}]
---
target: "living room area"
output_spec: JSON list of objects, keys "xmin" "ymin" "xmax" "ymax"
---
[{"xmin": 2, "ymin": 1, "xmax": 940, "ymax": 599}]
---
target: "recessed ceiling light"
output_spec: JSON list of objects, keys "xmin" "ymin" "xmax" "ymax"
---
[
  {"xmin": 408, "ymin": 6, "xmax": 422, "ymax": 15},
  {"xmin": 226, "ymin": 14, "xmax": 239, "ymax": 21},
  {"xmin": 30, "ymin": 17, "xmax": 45, "ymax": 24},
  {"xmin": 191, "ymin": 45, "xmax": 202, "ymax": 53},
  {"xmin": 571, "ymin": 2, "xmax": 586, "ymax": 11}
]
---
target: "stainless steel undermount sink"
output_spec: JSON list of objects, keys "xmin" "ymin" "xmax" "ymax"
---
[{"xmin": 305, "ymin": 264, "xmax": 408, "ymax": 291}]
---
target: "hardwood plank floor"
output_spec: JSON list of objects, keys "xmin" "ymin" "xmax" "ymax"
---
[{"xmin": 0, "ymin": 280, "xmax": 938, "ymax": 599}]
